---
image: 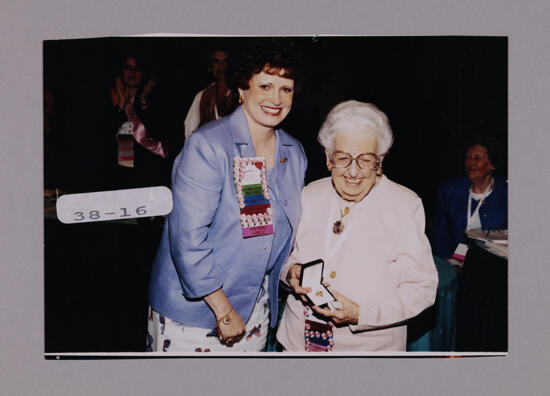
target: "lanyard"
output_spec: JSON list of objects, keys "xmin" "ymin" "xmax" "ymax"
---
[{"xmin": 466, "ymin": 178, "xmax": 494, "ymax": 230}]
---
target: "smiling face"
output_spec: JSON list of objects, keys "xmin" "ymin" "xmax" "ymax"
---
[
  {"xmin": 465, "ymin": 144, "xmax": 494, "ymax": 184},
  {"xmin": 238, "ymin": 70, "xmax": 294, "ymax": 133},
  {"xmin": 327, "ymin": 127, "xmax": 381, "ymax": 202},
  {"xmin": 121, "ymin": 57, "xmax": 143, "ymax": 88}
]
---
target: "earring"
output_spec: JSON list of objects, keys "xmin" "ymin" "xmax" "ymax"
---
[{"xmin": 238, "ymin": 95, "xmax": 244, "ymax": 104}]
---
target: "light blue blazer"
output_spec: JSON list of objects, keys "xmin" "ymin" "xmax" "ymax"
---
[{"xmin": 149, "ymin": 106, "xmax": 307, "ymax": 329}]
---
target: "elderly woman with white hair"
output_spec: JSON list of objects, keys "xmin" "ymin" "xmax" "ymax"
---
[{"xmin": 276, "ymin": 100, "xmax": 438, "ymax": 351}]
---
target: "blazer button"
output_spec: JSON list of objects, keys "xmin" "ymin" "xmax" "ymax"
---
[{"xmin": 329, "ymin": 271, "xmax": 336, "ymax": 279}]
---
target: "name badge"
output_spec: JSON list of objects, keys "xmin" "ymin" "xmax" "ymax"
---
[
  {"xmin": 233, "ymin": 157, "xmax": 273, "ymax": 238},
  {"xmin": 452, "ymin": 243, "xmax": 469, "ymax": 261}
]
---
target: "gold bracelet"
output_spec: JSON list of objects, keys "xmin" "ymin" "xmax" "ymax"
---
[{"xmin": 216, "ymin": 306, "xmax": 234, "ymax": 328}]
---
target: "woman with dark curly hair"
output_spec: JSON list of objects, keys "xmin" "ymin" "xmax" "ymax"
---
[{"xmin": 147, "ymin": 39, "xmax": 307, "ymax": 352}]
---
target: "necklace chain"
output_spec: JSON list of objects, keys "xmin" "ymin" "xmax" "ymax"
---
[
  {"xmin": 333, "ymin": 201, "xmax": 354, "ymax": 235},
  {"xmin": 340, "ymin": 206, "xmax": 350, "ymax": 219}
]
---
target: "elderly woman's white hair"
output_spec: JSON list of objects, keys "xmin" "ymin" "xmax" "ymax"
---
[{"xmin": 317, "ymin": 100, "xmax": 393, "ymax": 156}]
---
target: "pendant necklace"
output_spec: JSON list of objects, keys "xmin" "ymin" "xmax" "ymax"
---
[{"xmin": 333, "ymin": 200, "xmax": 355, "ymax": 235}]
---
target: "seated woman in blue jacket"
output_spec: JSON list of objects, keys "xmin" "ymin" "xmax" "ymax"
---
[
  {"xmin": 431, "ymin": 136, "xmax": 507, "ymax": 266},
  {"xmin": 147, "ymin": 40, "xmax": 307, "ymax": 352}
]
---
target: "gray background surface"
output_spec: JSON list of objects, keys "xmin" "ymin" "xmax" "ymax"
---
[{"xmin": 1, "ymin": 0, "xmax": 548, "ymax": 395}]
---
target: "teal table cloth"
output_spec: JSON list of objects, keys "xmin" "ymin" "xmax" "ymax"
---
[{"xmin": 407, "ymin": 255, "xmax": 458, "ymax": 352}]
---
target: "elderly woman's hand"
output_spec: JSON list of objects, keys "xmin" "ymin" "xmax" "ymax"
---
[
  {"xmin": 286, "ymin": 264, "xmax": 311, "ymax": 301},
  {"xmin": 312, "ymin": 291, "xmax": 360, "ymax": 326}
]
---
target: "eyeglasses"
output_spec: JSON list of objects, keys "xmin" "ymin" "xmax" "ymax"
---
[{"xmin": 329, "ymin": 150, "xmax": 380, "ymax": 170}]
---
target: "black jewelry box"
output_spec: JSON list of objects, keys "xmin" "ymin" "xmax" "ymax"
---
[{"xmin": 299, "ymin": 259, "xmax": 336, "ymax": 308}]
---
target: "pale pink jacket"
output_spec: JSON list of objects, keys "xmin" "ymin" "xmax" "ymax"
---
[{"xmin": 277, "ymin": 176, "xmax": 438, "ymax": 351}]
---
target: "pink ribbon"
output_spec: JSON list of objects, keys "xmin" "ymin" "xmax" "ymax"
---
[{"xmin": 125, "ymin": 104, "xmax": 167, "ymax": 158}]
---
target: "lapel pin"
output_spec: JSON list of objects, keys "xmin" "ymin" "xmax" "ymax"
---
[{"xmin": 280, "ymin": 157, "xmax": 287, "ymax": 163}]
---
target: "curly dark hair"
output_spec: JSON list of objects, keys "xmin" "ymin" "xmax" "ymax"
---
[{"xmin": 233, "ymin": 38, "xmax": 304, "ymax": 90}]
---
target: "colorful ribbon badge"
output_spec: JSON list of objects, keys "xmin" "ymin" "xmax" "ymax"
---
[{"xmin": 233, "ymin": 157, "xmax": 273, "ymax": 238}]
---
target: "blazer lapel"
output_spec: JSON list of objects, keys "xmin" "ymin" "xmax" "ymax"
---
[
  {"xmin": 275, "ymin": 130, "xmax": 290, "ymax": 191},
  {"xmin": 274, "ymin": 129, "xmax": 297, "ymax": 229},
  {"xmin": 229, "ymin": 106, "xmax": 256, "ymax": 158},
  {"xmin": 323, "ymin": 176, "xmax": 385, "ymax": 265}
]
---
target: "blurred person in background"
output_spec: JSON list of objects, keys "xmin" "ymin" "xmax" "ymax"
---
[
  {"xmin": 431, "ymin": 135, "xmax": 507, "ymax": 267},
  {"xmin": 184, "ymin": 47, "xmax": 238, "ymax": 139},
  {"xmin": 107, "ymin": 53, "xmax": 170, "ymax": 189}
]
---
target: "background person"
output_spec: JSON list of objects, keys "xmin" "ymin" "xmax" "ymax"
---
[
  {"xmin": 184, "ymin": 48, "xmax": 237, "ymax": 139},
  {"xmin": 431, "ymin": 136, "xmax": 507, "ymax": 266},
  {"xmin": 277, "ymin": 100, "xmax": 438, "ymax": 352},
  {"xmin": 148, "ymin": 40, "xmax": 307, "ymax": 352},
  {"xmin": 107, "ymin": 54, "xmax": 169, "ymax": 189}
]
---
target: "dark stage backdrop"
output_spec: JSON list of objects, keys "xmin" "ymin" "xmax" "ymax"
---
[{"xmin": 43, "ymin": 36, "xmax": 507, "ymax": 352}]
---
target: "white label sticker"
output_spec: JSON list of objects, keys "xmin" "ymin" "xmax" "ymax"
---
[
  {"xmin": 117, "ymin": 121, "xmax": 133, "ymax": 135},
  {"xmin": 56, "ymin": 186, "xmax": 173, "ymax": 224},
  {"xmin": 241, "ymin": 162, "xmax": 262, "ymax": 185}
]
